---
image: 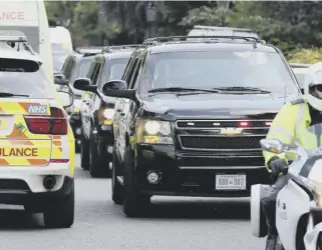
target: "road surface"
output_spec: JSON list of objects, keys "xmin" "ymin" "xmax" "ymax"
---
[{"xmin": 0, "ymin": 154, "xmax": 265, "ymax": 250}]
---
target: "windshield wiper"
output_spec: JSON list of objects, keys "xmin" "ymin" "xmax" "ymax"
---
[
  {"xmin": 212, "ymin": 86, "xmax": 271, "ymax": 93},
  {"xmin": 0, "ymin": 92, "xmax": 30, "ymax": 97},
  {"xmin": 148, "ymin": 87, "xmax": 221, "ymax": 93}
]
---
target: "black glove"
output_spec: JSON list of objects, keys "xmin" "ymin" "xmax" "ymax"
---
[{"xmin": 268, "ymin": 157, "xmax": 288, "ymax": 176}]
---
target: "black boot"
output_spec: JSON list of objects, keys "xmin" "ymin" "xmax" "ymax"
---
[
  {"xmin": 265, "ymin": 234, "xmax": 277, "ymax": 250},
  {"xmin": 262, "ymin": 196, "xmax": 278, "ymax": 250}
]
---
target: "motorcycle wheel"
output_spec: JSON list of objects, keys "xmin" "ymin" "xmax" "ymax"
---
[{"xmin": 317, "ymin": 233, "xmax": 322, "ymax": 250}]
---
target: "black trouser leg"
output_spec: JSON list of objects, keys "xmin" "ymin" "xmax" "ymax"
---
[{"xmin": 262, "ymin": 175, "xmax": 288, "ymax": 249}]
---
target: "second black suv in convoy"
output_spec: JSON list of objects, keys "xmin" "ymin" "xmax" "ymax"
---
[
  {"xmin": 74, "ymin": 45, "xmax": 138, "ymax": 177},
  {"xmin": 75, "ymin": 36, "xmax": 302, "ymax": 217},
  {"xmin": 59, "ymin": 47, "xmax": 102, "ymax": 151}
]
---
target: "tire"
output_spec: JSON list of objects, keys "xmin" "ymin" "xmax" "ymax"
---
[
  {"xmin": 89, "ymin": 131, "xmax": 110, "ymax": 178},
  {"xmin": 75, "ymin": 142, "xmax": 81, "ymax": 153},
  {"xmin": 251, "ymin": 184, "xmax": 268, "ymax": 238},
  {"xmin": 317, "ymin": 233, "xmax": 322, "ymax": 250},
  {"xmin": 80, "ymin": 128, "xmax": 90, "ymax": 170},
  {"xmin": 123, "ymin": 146, "xmax": 150, "ymax": 217},
  {"xmin": 43, "ymin": 181, "xmax": 75, "ymax": 228},
  {"xmin": 112, "ymin": 149, "xmax": 123, "ymax": 205}
]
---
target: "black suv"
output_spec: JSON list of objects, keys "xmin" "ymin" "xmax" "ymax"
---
[
  {"xmin": 75, "ymin": 36, "xmax": 301, "ymax": 217},
  {"xmin": 58, "ymin": 47, "xmax": 103, "ymax": 151},
  {"xmin": 74, "ymin": 45, "xmax": 139, "ymax": 177}
]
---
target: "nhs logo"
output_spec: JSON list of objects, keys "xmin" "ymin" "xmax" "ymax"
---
[{"xmin": 27, "ymin": 104, "xmax": 48, "ymax": 114}]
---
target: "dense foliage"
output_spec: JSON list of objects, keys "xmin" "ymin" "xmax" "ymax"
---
[{"xmin": 45, "ymin": 1, "xmax": 322, "ymax": 59}]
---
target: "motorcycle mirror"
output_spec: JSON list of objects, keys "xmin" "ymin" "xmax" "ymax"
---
[{"xmin": 260, "ymin": 139, "xmax": 285, "ymax": 154}]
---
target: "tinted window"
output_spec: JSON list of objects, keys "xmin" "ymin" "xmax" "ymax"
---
[
  {"xmin": 78, "ymin": 58, "xmax": 93, "ymax": 78},
  {"xmin": 138, "ymin": 51, "xmax": 298, "ymax": 95},
  {"xmin": 99, "ymin": 58, "xmax": 129, "ymax": 85},
  {"xmin": 98, "ymin": 57, "xmax": 129, "ymax": 103}
]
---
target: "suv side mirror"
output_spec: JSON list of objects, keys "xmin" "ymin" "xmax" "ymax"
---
[
  {"xmin": 73, "ymin": 78, "xmax": 97, "ymax": 93},
  {"xmin": 54, "ymin": 77, "xmax": 69, "ymax": 86},
  {"xmin": 101, "ymin": 80, "xmax": 135, "ymax": 100},
  {"xmin": 58, "ymin": 91, "xmax": 74, "ymax": 108}
]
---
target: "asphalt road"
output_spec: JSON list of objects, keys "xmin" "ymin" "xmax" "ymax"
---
[{"xmin": 0, "ymin": 154, "xmax": 265, "ymax": 250}]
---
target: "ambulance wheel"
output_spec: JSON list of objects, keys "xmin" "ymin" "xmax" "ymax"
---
[
  {"xmin": 43, "ymin": 182, "xmax": 75, "ymax": 228},
  {"xmin": 251, "ymin": 184, "xmax": 268, "ymax": 238},
  {"xmin": 80, "ymin": 129, "xmax": 90, "ymax": 170},
  {"xmin": 89, "ymin": 131, "xmax": 109, "ymax": 178},
  {"xmin": 123, "ymin": 146, "xmax": 150, "ymax": 217},
  {"xmin": 112, "ymin": 149, "xmax": 123, "ymax": 205}
]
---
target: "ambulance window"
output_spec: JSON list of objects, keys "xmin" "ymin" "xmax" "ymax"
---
[{"xmin": 0, "ymin": 59, "xmax": 54, "ymax": 98}]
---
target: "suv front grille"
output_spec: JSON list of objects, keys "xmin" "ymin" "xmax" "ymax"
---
[
  {"xmin": 180, "ymin": 136, "xmax": 266, "ymax": 150},
  {"xmin": 175, "ymin": 119, "xmax": 272, "ymax": 152}
]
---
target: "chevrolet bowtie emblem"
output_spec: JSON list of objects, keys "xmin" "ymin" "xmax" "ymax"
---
[{"xmin": 220, "ymin": 128, "xmax": 243, "ymax": 136}]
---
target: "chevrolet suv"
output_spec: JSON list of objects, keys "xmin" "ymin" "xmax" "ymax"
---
[
  {"xmin": 74, "ymin": 36, "xmax": 301, "ymax": 217},
  {"xmin": 74, "ymin": 45, "xmax": 139, "ymax": 177}
]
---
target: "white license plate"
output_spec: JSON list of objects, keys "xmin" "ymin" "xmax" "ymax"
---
[{"xmin": 215, "ymin": 174, "xmax": 246, "ymax": 190}]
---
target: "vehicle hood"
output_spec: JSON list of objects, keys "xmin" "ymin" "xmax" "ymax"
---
[{"xmin": 140, "ymin": 93, "xmax": 300, "ymax": 119}]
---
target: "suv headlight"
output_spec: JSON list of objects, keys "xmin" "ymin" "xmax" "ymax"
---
[
  {"xmin": 103, "ymin": 109, "xmax": 115, "ymax": 119},
  {"xmin": 98, "ymin": 108, "xmax": 115, "ymax": 125},
  {"xmin": 137, "ymin": 120, "xmax": 173, "ymax": 144}
]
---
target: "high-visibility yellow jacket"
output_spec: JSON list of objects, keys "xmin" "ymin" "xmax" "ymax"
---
[{"xmin": 263, "ymin": 95, "xmax": 312, "ymax": 168}]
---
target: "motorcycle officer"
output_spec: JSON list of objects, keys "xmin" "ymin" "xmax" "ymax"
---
[{"xmin": 262, "ymin": 62, "xmax": 322, "ymax": 250}]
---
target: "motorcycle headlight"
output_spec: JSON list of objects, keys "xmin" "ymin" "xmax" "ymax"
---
[
  {"xmin": 73, "ymin": 99, "xmax": 82, "ymax": 113},
  {"xmin": 137, "ymin": 120, "xmax": 173, "ymax": 144},
  {"xmin": 103, "ymin": 109, "xmax": 115, "ymax": 119},
  {"xmin": 309, "ymin": 180, "xmax": 322, "ymax": 207}
]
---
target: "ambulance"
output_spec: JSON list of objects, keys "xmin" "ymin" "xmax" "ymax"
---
[
  {"xmin": 0, "ymin": 0, "xmax": 53, "ymax": 80},
  {"xmin": 0, "ymin": 35, "xmax": 75, "ymax": 228}
]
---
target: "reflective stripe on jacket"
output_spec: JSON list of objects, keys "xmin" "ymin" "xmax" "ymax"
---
[{"xmin": 263, "ymin": 96, "xmax": 311, "ymax": 168}]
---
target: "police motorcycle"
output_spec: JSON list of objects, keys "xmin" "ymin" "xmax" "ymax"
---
[{"xmin": 251, "ymin": 122, "xmax": 322, "ymax": 250}]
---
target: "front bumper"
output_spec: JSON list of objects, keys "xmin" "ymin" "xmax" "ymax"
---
[
  {"xmin": 135, "ymin": 144, "xmax": 270, "ymax": 197},
  {"xmin": 0, "ymin": 163, "xmax": 72, "ymax": 205},
  {"xmin": 93, "ymin": 124, "xmax": 114, "ymax": 161}
]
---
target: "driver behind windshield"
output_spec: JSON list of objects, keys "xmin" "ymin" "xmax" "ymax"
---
[{"xmin": 262, "ymin": 62, "xmax": 322, "ymax": 250}]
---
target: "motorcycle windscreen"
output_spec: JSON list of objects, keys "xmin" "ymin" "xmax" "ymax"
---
[{"xmin": 296, "ymin": 123, "xmax": 322, "ymax": 179}]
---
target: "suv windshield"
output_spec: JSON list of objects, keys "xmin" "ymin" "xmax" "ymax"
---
[
  {"xmin": 0, "ymin": 69, "xmax": 54, "ymax": 99},
  {"xmin": 98, "ymin": 57, "xmax": 129, "ymax": 103},
  {"xmin": 78, "ymin": 58, "xmax": 93, "ymax": 78},
  {"xmin": 138, "ymin": 51, "xmax": 298, "ymax": 95}
]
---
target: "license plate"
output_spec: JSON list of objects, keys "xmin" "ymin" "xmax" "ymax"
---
[
  {"xmin": 0, "ymin": 118, "xmax": 8, "ymax": 130},
  {"xmin": 215, "ymin": 174, "xmax": 246, "ymax": 190}
]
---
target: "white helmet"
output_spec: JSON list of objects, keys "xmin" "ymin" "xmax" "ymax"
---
[{"xmin": 304, "ymin": 62, "xmax": 322, "ymax": 112}]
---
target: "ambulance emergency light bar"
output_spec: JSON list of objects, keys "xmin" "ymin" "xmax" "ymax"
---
[
  {"xmin": 0, "ymin": 35, "xmax": 34, "ymax": 55},
  {"xmin": 0, "ymin": 35, "xmax": 27, "ymax": 42}
]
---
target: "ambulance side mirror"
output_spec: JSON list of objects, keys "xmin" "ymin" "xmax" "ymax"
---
[{"xmin": 58, "ymin": 91, "xmax": 74, "ymax": 108}]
